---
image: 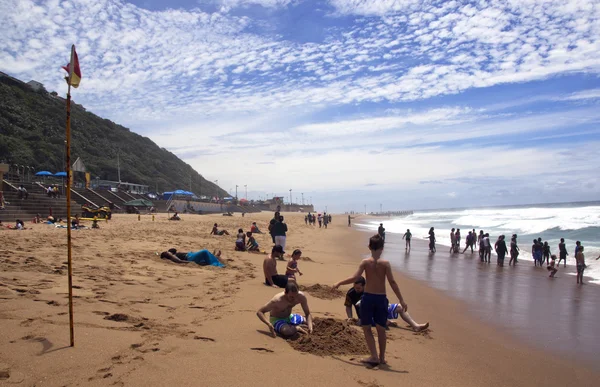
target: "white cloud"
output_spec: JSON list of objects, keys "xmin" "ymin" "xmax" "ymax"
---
[
  {"xmin": 561, "ymin": 89, "xmax": 600, "ymax": 101},
  {"xmin": 1, "ymin": 0, "xmax": 600, "ymax": 208}
]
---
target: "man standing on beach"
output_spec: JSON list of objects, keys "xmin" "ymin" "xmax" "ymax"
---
[
  {"xmin": 256, "ymin": 282, "xmax": 313, "ymax": 338},
  {"xmin": 378, "ymin": 223, "xmax": 385, "ymax": 242},
  {"xmin": 449, "ymin": 228, "xmax": 456, "ymax": 253},
  {"xmin": 348, "ymin": 215, "xmax": 351, "ymax": 227},
  {"xmin": 558, "ymin": 238, "xmax": 568, "ymax": 267},
  {"xmin": 263, "ymin": 245, "xmax": 288, "ymax": 288},
  {"xmin": 332, "ymin": 234, "xmax": 408, "ymax": 367},
  {"xmin": 576, "ymin": 246, "xmax": 586, "ymax": 284},
  {"xmin": 272, "ymin": 216, "xmax": 288, "ymax": 252},
  {"xmin": 402, "ymin": 229, "xmax": 411, "ymax": 252}
]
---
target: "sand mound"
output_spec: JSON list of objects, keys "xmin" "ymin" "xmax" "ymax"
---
[
  {"xmin": 289, "ymin": 318, "xmax": 368, "ymax": 356},
  {"xmin": 299, "ymin": 284, "xmax": 343, "ymax": 300}
]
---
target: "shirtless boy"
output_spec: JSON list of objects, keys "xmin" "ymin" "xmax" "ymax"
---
[
  {"xmin": 256, "ymin": 282, "xmax": 314, "ymax": 338},
  {"xmin": 333, "ymin": 234, "xmax": 408, "ymax": 367},
  {"xmin": 263, "ymin": 245, "xmax": 288, "ymax": 288},
  {"xmin": 344, "ymin": 277, "xmax": 428, "ymax": 332}
]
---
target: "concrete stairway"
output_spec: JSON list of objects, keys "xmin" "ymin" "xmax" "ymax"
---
[{"xmin": 1, "ymin": 180, "xmax": 70, "ymax": 222}]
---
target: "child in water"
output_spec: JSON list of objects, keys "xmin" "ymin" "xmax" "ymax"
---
[
  {"xmin": 547, "ymin": 254, "xmax": 558, "ymax": 278},
  {"xmin": 286, "ymin": 249, "xmax": 303, "ymax": 282}
]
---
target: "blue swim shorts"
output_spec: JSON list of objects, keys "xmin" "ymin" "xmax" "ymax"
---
[
  {"xmin": 271, "ymin": 314, "xmax": 305, "ymax": 334},
  {"xmin": 359, "ymin": 293, "xmax": 388, "ymax": 327}
]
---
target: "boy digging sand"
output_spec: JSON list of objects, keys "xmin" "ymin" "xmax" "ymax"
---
[{"xmin": 333, "ymin": 234, "xmax": 408, "ymax": 367}]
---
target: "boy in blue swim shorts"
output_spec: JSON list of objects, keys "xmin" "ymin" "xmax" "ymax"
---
[{"xmin": 333, "ymin": 234, "xmax": 411, "ymax": 367}]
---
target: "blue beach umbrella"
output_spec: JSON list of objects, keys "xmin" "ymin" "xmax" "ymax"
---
[
  {"xmin": 54, "ymin": 172, "xmax": 68, "ymax": 177},
  {"xmin": 35, "ymin": 171, "xmax": 53, "ymax": 176}
]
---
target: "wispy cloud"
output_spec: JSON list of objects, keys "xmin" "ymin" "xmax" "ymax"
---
[{"xmin": 1, "ymin": 0, "xmax": 599, "ymax": 209}]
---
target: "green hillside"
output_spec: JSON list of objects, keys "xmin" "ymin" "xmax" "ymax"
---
[{"xmin": 0, "ymin": 74, "xmax": 227, "ymax": 198}]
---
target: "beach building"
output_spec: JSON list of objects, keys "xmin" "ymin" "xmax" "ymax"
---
[
  {"xmin": 26, "ymin": 80, "xmax": 45, "ymax": 91},
  {"xmin": 93, "ymin": 179, "xmax": 149, "ymax": 194}
]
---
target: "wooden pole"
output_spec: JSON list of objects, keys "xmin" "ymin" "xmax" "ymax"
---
[{"xmin": 66, "ymin": 45, "xmax": 75, "ymax": 347}]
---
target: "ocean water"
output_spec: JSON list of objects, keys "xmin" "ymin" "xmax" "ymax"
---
[{"xmin": 358, "ymin": 202, "xmax": 600, "ymax": 284}]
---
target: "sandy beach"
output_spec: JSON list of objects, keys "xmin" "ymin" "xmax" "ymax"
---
[{"xmin": 1, "ymin": 212, "xmax": 599, "ymax": 387}]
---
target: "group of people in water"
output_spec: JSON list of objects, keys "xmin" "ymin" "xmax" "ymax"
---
[{"xmin": 414, "ymin": 226, "xmax": 594, "ymax": 283}]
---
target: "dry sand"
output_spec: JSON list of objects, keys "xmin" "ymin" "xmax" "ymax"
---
[{"xmin": 0, "ymin": 212, "xmax": 598, "ymax": 386}]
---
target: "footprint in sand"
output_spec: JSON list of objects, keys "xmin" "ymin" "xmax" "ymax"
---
[
  {"xmin": 0, "ymin": 363, "xmax": 25, "ymax": 384},
  {"xmin": 19, "ymin": 318, "xmax": 35, "ymax": 327},
  {"xmin": 357, "ymin": 380, "xmax": 384, "ymax": 387},
  {"xmin": 250, "ymin": 347, "xmax": 274, "ymax": 353},
  {"xmin": 193, "ymin": 336, "xmax": 215, "ymax": 342}
]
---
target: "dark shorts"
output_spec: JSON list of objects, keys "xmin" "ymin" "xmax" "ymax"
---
[
  {"xmin": 265, "ymin": 275, "xmax": 288, "ymax": 288},
  {"xmin": 559, "ymin": 252, "xmax": 567, "ymax": 260},
  {"xmin": 359, "ymin": 293, "xmax": 388, "ymax": 327},
  {"xmin": 577, "ymin": 264, "xmax": 585, "ymax": 274}
]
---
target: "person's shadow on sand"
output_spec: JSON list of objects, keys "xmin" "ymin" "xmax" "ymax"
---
[{"xmin": 332, "ymin": 356, "xmax": 409, "ymax": 373}]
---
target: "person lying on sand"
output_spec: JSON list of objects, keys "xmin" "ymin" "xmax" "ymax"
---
[
  {"xmin": 210, "ymin": 223, "xmax": 230, "ymax": 236},
  {"xmin": 344, "ymin": 277, "xmax": 428, "ymax": 332},
  {"xmin": 7, "ymin": 219, "xmax": 26, "ymax": 230},
  {"xmin": 263, "ymin": 245, "xmax": 288, "ymax": 288},
  {"xmin": 256, "ymin": 282, "xmax": 313, "ymax": 338},
  {"xmin": 333, "ymin": 234, "xmax": 409, "ymax": 367},
  {"xmin": 160, "ymin": 248, "xmax": 225, "ymax": 267}
]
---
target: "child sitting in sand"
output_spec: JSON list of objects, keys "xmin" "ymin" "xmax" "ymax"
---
[
  {"xmin": 250, "ymin": 222, "xmax": 262, "ymax": 233},
  {"xmin": 235, "ymin": 228, "xmax": 246, "ymax": 251},
  {"xmin": 246, "ymin": 232, "xmax": 260, "ymax": 252},
  {"xmin": 285, "ymin": 249, "xmax": 303, "ymax": 282},
  {"xmin": 547, "ymin": 254, "xmax": 558, "ymax": 277},
  {"xmin": 210, "ymin": 223, "xmax": 230, "ymax": 236}
]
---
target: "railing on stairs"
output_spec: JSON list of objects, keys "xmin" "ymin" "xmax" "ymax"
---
[
  {"xmin": 105, "ymin": 190, "xmax": 127, "ymax": 204},
  {"xmin": 165, "ymin": 196, "xmax": 174, "ymax": 214},
  {"xmin": 2, "ymin": 179, "xmax": 18, "ymax": 192},
  {"xmin": 120, "ymin": 191, "xmax": 136, "ymax": 200},
  {"xmin": 69, "ymin": 187, "xmax": 99, "ymax": 208},
  {"xmin": 87, "ymin": 188, "xmax": 121, "ymax": 210}
]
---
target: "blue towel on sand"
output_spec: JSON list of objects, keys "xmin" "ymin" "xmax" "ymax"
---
[{"xmin": 186, "ymin": 250, "xmax": 225, "ymax": 267}]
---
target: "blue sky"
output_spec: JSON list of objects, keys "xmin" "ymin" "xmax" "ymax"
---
[{"xmin": 1, "ymin": 0, "xmax": 600, "ymax": 212}]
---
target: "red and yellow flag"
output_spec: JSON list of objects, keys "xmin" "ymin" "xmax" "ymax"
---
[{"xmin": 62, "ymin": 45, "xmax": 81, "ymax": 88}]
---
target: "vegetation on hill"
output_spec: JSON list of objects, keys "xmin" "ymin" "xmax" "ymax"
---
[{"xmin": 0, "ymin": 75, "xmax": 227, "ymax": 197}]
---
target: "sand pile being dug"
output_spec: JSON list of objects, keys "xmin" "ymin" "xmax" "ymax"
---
[
  {"xmin": 298, "ymin": 284, "xmax": 343, "ymax": 300},
  {"xmin": 289, "ymin": 318, "xmax": 368, "ymax": 356}
]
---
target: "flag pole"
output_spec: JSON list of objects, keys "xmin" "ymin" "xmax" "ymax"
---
[{"xmin": 66, "ymin": 44, "xmax": 75, "ymax": 347}]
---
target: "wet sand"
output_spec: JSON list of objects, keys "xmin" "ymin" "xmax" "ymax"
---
[
  {"xmin": 375, "ymin": 231, "xmax": 600, "ymax": 367},
  {"xmin": 0, "ymin": 212, "xmax": 598, "ymax": 386}
]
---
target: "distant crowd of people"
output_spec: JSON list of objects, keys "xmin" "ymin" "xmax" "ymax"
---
[
  {"xmin": 304, "ymin": 212, "xmax": 331, "ymax": 228},
  {"xmin": 411, "ymin": 226, "xmax": 594, "ymax": 284}
]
